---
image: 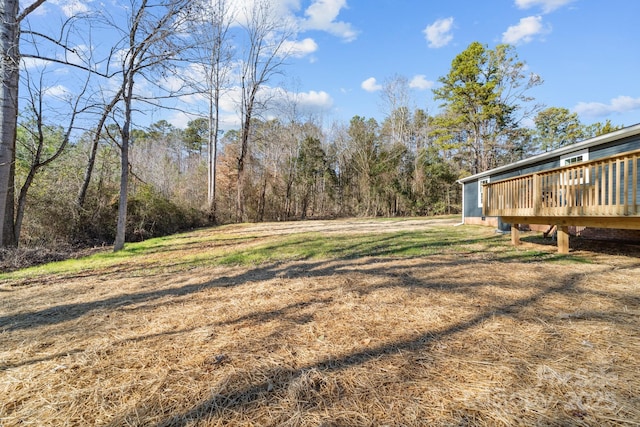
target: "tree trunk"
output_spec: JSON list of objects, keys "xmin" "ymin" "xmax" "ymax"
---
[
  {"xmin": 236, "ymin": 156, "xmax": 245, "ymax": 223},
  {"xmin": 258, "ymin": 173, "xmax": 267, "ymax": 222},
  {"xmin": 207, "ymin": 93, "xmax": 218, "ymax": 223},
  {"xmin": 236, "ymin": 92, "xmax": 254, "ymax": 223},
  {"xmin": 77, "ymin": 92, "xmax": 121, "ymax": 209},
  {"xmin": 77, "ymin": 128, "xmax": 102, "ymax": 210},
  {"xmin": 114, "ymin": 74, "xmax": 134, "ymax": 252},
  {"xmin": 13, "ymin": 161, "xmax": 37, "ymax": 243},
  {"xmin": 114, "ymin": 128, "xmax": 130, "ymax": 251},
  {"xmin": 0, "ymin": 0, "xmax": 20, "ymax": 247}
]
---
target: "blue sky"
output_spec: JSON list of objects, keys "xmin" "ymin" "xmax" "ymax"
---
[
  {"xmin": 280, "ymin": 0, "xmax": 640, "ymax": 128},
  {"xmin": 21, "ymin": 0, "xmax": 640, "ymax": 131}
]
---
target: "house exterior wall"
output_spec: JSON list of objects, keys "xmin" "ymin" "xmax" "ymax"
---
[
  {"xmin": 463, "ymin": 179, "xmax": 482, "ymax": 219},
  {"xmin": 462, "ymin": 158, "xmax": 561, "ymax": 221},
  {"xmin": 589, "ymin": 135, "xmax": 640, "ymax": 160},
  {"xmin": 459, "ymin": 125, "xmax": 640, "ymax": 245},
  {"xmin": 464, "ymin": 134, "xmax": 640, "ymax": 222},
  {"xmin": 463, "ymin": 216, "xmax": 498, "ymax": 227},
  {"xmin": 491, "ymin": 158, "xmax": 560, "ymax": 182}
]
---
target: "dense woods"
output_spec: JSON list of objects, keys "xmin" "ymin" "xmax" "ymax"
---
[{"xmin": 0, "ymin": 0, "xmax": 621, "ymax": 251}]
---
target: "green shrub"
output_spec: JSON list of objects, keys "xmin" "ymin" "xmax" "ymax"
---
[{"xmin": 126, "ymin": 185, "xmax": 207, "ymax": 241}]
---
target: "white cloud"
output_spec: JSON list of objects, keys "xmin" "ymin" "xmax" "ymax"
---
[
  {"xmin": 229, "ymin": 0, "xmax": 300, "ymax": 28},
  {"xmin": 423, "ymin": 17, "xmax": 454, "ymax": 48},
  {"xmin": 44, "ymin": 84, "xmax": 70, "ymax": 98},
  {"xmin": 49, "ymin": 0, "xmax": 90, "ymax": 17},
  {"xmin": 267, "ymin": 86, "xmax": 334, "ymax": 115},
  {"xmin": 282, "ymin": 38, "xmax": 319, "ymax": 58},
  {"xmin": 361, "ymin": 77, "xmax": 382, "ymax": 92},
  {"xmin": 167, "ymin": 111, "xmax": 193, "ymax": 131},
  {"xmin": 167, "ymin": 110, "xmax": 241, "ymax": 131},
  {"xmin": 170, "ymin": 84, "xmax": 334, "ymax": 130},
  {"xmin": 61, "ymin": 44, "xmax": 92, "ymax": 67},
  {"xmin": 226, "ymin": 0, "xmax": 285, "ymax": 15},
  {"xmin": 161, "ymin": 73, "xmax": 192, "ymax": 95},
  {"xmin": 515, "ymin": 0, "xmax": 574, "ymax": 13},
  {"xmin": 502, "ymin": 16, "xmax": 549, "ymax": 44},
  {"xmin": 215, "ymin": 85, "xmax": 243, "ymax": 113},
  {"xmin": 296, "ymin": 90, "xmax": 333, "ymax": 110},
  {"xmin": 21, "ymin": 57, "xmax": 49, "ymax": 70},
  {"xmin": 229, "ymin": 0, "xmax": 358, "ymax": 42},
  {"xmin": 301, "ymin": 0, "xmax": 359, "ymax": 42},
  {"xmin": 574, "ymin": 95, "xmax": 640, "ymax": 118},
  {"xmin": 409, "ymin": 75, "xmax": 434, "ymax": 90},
  {"xmin": 113, "ymin": 48, "xmax": 129, "ymax": 65}
]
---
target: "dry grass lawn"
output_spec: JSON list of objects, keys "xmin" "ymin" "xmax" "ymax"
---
[{"xmin": 1, "ymin": 218, "xmax": 639, "ymax": 426}]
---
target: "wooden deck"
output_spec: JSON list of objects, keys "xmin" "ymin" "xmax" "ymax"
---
[{"xmin": 482, "ymin": 149, "xmax": 640, "ymax": 252}]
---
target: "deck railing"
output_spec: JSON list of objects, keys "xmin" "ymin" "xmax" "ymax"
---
[{"xmin": 483, "ymin": 149, "xmax": 640, "ymax": 218}]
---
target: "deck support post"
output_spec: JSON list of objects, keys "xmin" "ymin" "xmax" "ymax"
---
[
  {"xmin": 511, "ymin": 223, "xmax": 521, "ymax": 246},
  {"xmin": 557, "ymin": 225, "xmax": 570, "ymax": 254}
]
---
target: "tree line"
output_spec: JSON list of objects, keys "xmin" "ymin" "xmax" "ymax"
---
[{"xmin": 1, "ymin": 1, "xmax": 620, "ymax": 250}]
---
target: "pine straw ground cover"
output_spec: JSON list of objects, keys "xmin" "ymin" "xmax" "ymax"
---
[{"xmin": 1, "ymin": 218, "xmax": 639, "ymax": 426}]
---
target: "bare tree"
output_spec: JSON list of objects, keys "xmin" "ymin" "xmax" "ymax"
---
[
  {"xmin": 1, "ymin": 1, "xmax": 113, "ymax": 247},
  {"xmin": 75, "ymin": 89, "xmax": 122, "ymax": 209},
  {"xmin": 236, "ymin": 0, "xmax": 293, "ymax": 222},
  {"xmin": 380, "ymin": 74, "xmax": 413, "ymax": 146},
  {"xmin": 187, "ymin": 0, "xmax": 234, "ymax": 223},
  {"xmin": 274, "ymin": 81, "xmax": 324, "ymax": 220},
  {"xmin": 14, "ymin": 64, "xmax": 91, "ymax": 242},
  {"xmin": 0, "ymin": 0, "xmax": 46, "ymax": 247},
  {"xmin": 106, "ymin": 0, "xmax": 191, "ymax": 251}
]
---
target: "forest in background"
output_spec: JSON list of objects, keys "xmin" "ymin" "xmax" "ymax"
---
[
  {"xmin": 1, "ymin": 0, "xmax": 622, "ymax": 252},
  {"xmin": 15, "ymin": 101, "xmax": 619, "ymax": 248}
]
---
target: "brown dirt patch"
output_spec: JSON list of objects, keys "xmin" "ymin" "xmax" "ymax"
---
[{"xmin": 1, "ymin": 218, "xmax": 639, "ymax": 426}]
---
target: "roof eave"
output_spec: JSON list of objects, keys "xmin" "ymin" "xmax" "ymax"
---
[{"xmin": 457, "ymin": 122, "xmax": 640, "ymax": 184}]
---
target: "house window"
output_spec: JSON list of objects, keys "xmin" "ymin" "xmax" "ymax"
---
[
  {"xmin": 560, "ymin": 149, "xmax": 589, "ymax": 184},
  {"xmin": 478, "ymin": 177, "xmax": 490, "ymax": 208},
  {"xmin": 560, "ymin": 149, "xmax": 589, "ymax": 166}
]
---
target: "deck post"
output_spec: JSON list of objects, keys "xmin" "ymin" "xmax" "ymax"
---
[
  {"xmin": 557, "ymin": 225, "xmax": 569, "ymax": 254},
  {"xmin": 482, "ymin": 184, "xmax": 489, "ymax": 217},
  {"xmin": 533, "ymin": 173, "xmax": 541, "ymax": 216},
  {"xmin": 511, "ymin": 223, "xmax": 521, "ymax": 246}
]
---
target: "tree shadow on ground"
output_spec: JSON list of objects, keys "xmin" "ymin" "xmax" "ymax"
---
[
  {"xmin": 146, "ymin": 269, "xmax": 589, "ymax": 427},
  {"xmin": 2, "ymin": 230, "xmax": 637, "ymax": 425},
  {"xmin": 0, "ymin": 233, "xmax": 507, "ymax": 332}
]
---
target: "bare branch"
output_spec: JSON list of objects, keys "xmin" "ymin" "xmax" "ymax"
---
[
  {"xmin": 17, "ymin": 0, "xmax": 47, "ymax": 23},
  {"xmin": 20, "ymin": 53, "xmax": 117, "ymax": 79},
  {"xmin": 21, "ymin": 30, "xmax": 79, "ymax": 54}
]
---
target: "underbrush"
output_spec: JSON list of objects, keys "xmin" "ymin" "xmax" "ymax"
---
[
  {"xmin": 4, "ymin": 185, "xmax": 208, "ymax": 273},
  {"xmin": 0, "ymin": 244, "xmax": 107, "ymax": 273}
]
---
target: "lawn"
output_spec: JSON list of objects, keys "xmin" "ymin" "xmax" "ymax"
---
[{"xmin": 1, "ymin": 218, "xmax": 639, "ymax": 426}]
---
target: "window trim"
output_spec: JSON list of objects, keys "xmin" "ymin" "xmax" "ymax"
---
[
  {"xmin": 560, "ymin": 148, "xmax": 589, "ymax": 166},
  {"xmin": 560, "ymin": 149, "xmax": 589, "ymax": 184}
]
